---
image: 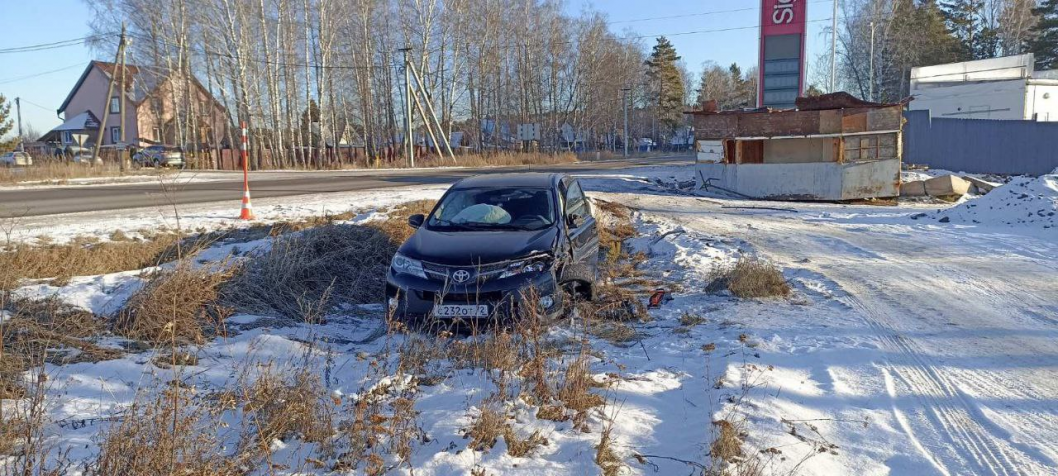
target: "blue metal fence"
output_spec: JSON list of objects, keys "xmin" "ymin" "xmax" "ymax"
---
[{"xmin": 903, "ymin": 110, "xmax": 1058, "ymax": 176}]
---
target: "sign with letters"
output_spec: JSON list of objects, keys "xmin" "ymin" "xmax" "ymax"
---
[{"xmin": 758, "ymin": 0, "xmax": 807, "ymax": 109}]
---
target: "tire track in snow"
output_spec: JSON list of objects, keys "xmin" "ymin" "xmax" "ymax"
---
[
  {"xmin": 807, "ymin": 233, "xmax": 1056, "ymax": 475},
  {"xmin": 642, "ymin": 199, "xmax": 1058, "ymax": 474}
]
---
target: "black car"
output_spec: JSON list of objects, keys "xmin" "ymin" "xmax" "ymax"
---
[{"xmin": 386, "ymin": 173, "xmax": 600, "ymax": 324}]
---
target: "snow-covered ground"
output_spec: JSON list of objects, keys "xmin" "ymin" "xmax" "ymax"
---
[{"xmin": 3, "ymin": 166, "xmax": 1057, "ymax": 475}]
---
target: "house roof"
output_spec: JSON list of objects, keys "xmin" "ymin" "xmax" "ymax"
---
[
  {"xmin": 51, "ymin": 111, "xmax": 101, "ymax": 132},
  {"xmin": 58, "ymin": 61, "xmax": 170, "ymax": 114}
]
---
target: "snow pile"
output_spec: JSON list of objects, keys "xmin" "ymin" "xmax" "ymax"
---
[{"xmin": 934, "ymin": 173, "xmax": 1057, "ymax": 229}]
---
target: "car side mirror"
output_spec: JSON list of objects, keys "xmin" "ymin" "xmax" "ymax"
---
[
  {"xmin": 408, "ymin": 214, "xmax": 425, "ymax": 229},
  {"xmin": 566, "ymin": 213, "xmax": 584, "ymax": 228}
]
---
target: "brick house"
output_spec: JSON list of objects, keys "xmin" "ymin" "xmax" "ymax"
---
[{"xmin": 42, "ymin": 61, "xmax": 229, "ymax": 151}]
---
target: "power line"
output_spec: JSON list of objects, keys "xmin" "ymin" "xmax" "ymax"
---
[
  {"xmin": 17, "ymin": 98, "xmax": 54, "ymax": 113},
  {"xmin": 0, "ymin": 35, "xmax": 110, "ymax": 54},
  {"xmin": 123, "ymin": 18, "xmax": 832, "ymax": 72},
  {"xmin": 610, "ymin": 1, "xmax": 833, "ymax": 25},
  {"xmin": 0, "ymin": 63, "xmax": 86, "ymax": 85}
]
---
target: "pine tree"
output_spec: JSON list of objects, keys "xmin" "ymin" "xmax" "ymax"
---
[
  {"xmin": 644, "ymin": 37, "xmax": 685, "ymax": 137},
  {"xmin": 0, "ymin": 95, "xmax": 18, "ymax": 153},
  {"xmin": 1030, "ymin": 0, "xmax": 1058, "ymax": 69},
  {"xmin": 940, "ymin": 0, "xmax": 996, "ymax": 59}
]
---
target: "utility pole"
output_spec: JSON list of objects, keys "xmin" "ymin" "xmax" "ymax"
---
[
  {"xmin": 398, "ymin": 47, "xmax": 414, "ymax": 167},
  {"xmin": 92, "ymin": 23, "xmax": 128, "ymax": 167},
  {"xmin": 14, "ymin": 98, "xmax": 23, "ymax": 152},
  {"xmin": 118, "ymin": 30, "xmax": 129, "ymax": 173},
  {"xmin": 868, "ymin": 21, "xmax": 876, "ymax": 102},
  {"xmin": 830, "ymin": 0, "xmax": 838, "ymax": 93},
  {"xmin": 621, "ymin": 87, "xmax": 631, "ymax": 157}
]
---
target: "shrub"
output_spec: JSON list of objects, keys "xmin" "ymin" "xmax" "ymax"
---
[
  {"xmin": 222, "ymin": 224, "xmax": 395, "ymax": 320},
  {"xmin": 115, "ymin": 263, "xmax": 235, "ymax": 344},
  {"xmin": 708, "ymin": 258, "xmax": 790, "ymax": 299}
]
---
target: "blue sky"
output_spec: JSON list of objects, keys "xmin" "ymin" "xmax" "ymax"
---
[{"xmin": 1, "ymin": 0, "xmax": 836, "ymax": 136}]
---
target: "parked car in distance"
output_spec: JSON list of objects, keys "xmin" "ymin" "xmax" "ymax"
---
[
  {"xmin": 386, "ymin": 173, "xmax": 600, "ymax": 325},
  {"xmin": 133, "ymin": 145, "xmax": 184, "ymax": 168},
  {"xmin": 0, "ymin": 151, "xmax": 33, "ymax": 167}
]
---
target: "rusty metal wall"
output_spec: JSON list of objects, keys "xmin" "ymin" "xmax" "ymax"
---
[{"xmin": 904, "ymin": 110, "xmax": 1058, "ymax": 175}]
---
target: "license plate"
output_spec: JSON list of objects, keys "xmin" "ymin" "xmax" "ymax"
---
[{"xmin": 432, "ymin": 304, "xmax": 490, "ymax": 318}]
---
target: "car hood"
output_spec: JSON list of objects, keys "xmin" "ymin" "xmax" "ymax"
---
[{"xmin": 400, "ymin": 226, "xmax": 559, "ymax": 265}]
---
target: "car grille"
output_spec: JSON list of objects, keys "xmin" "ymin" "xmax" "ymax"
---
[{"xmin": 421, "ymin": 261, "xmax": 509, "ymax": 282}]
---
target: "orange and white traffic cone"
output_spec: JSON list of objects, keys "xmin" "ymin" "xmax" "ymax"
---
[
  {"xmin": 239, "ymin": 190, "xmax": 255, "ymax": 220},
  {"xmin": 238, "ymin": 121, "xmax": 255, "ymax": 220}
]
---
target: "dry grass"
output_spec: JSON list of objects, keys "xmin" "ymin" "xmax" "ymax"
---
[
  {"xmin": 708, "ymin": 258, "xmax": 790, "ymax": 299},
  {"xmin": 465, "ymin": 400, "xmax": 508, "ymax": 452},
  {"xmin": 710, "ymin": 419, "xmax": 744, "ymax": 462},
  {"xmin": 115, "ymin": 263, "xmax": 235, "ymax": 344},
  {"xmin": 239, "ymin": 364, "xmax": 336, "ymax": 455},
  {"xmin": 389, "ymin": 151, "xmax": 577, "ymax": 169},
  {"xmin": 90, "ymin": 386, "xmax": 235, "ymax": 475},
  {"xmin": 504, "ymin": 427, "xmax": 547, "ymax": 457},
  {"xmin": 595, "ymin": 420, "xmax": 622, "ymax": 476},
  {"xmin": 557, "ymin": 351, "xmax": 604, "ymax": 413},
  {"xmin": 223, "ymin": 224, "xmax": 394, "ymax": 319},
  {"xmin": 0, "ymin": 234, "xmax": 179, "ymax": 290},
  {"xmin": 1, "ymin": 297, "xmax": 120, "ymax": 399},
  {"xmin": 223, "ymin": 201, "xmax": 436, "ymax": 320},
  {"xmin": 0, "ymin": 160, "xmax": 175, "ymax": 185},
  {"xmin": 365, "ymin": 199, "xmax": 437, "ymax": 244}
]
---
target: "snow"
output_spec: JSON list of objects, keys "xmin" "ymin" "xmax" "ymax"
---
[
  {"xmin": 934, "ymin": 173, "xmax": 1058, "ymax": 230},
  {"xmin": 3, "ymin": 164, "xmax": 1057, "ymax": 475}
]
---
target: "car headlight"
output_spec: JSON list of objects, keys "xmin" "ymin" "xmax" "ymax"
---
[
  {"xmin": 499, "ymin": 255, "xmax": 553, "ymax": 279},
  {"xmin": 391, "ymin": 252, "xmax": 427, "ymax": 279}
]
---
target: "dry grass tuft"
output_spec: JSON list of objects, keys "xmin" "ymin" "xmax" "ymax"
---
[
  {"xmin": 708, "ymin": 258, "xmax": 790, "ymax": 299},
  {"xmin": 91, "ymin": 387, "xmax": 234, "ymax": 475},
  {"xmin": 557, "ymin": 352, "xmax": 604, "ymax": 412},
  {"xmin": 710, "ymin": 419, "xmax": 744, "ymax": 463},
  {"xmin": 504, "ymin": 427, "xmax": 548, "ymax": 457},
  {"xmin": 465, "ymin": 400, "xmax": 507, "ymax": 452},
  {"xmin": 223, "ymin": 223, "xmax": 396, "ymax": 319},
  {"xmin": 1, "ymin": 297, "xmax": 119, "ymax": 398},
  {"xmin": 115, "ymin": 263, "xmax": 235, "ymax": 344},
  {"xmin": 240, "ymin": 364, "xmax": 336, "ymax": 453},
  {"xmin": 595, "ymin": 420, "xmax": 623, "ymax": 476}
]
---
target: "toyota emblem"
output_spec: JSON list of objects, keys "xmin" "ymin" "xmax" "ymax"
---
[{"xmin": 451, "ymin": 269, "xmax": 472, "ymax": 283}]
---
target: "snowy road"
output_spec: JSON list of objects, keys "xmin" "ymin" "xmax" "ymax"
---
[{"xmin": 627, "ymin": 194, "xmax": 1058, "ymax": 475}]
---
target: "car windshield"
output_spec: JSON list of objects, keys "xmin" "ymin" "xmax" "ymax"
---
[{"xmin": 429, "ymin": 187, "xmax": 555, "ymax": 231}]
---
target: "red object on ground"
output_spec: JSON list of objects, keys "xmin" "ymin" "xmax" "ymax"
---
[
  {"xmin": 239, "ymin": 121, "xmax": 255, "ymax": 220},
  {"xmin": 648, "ymin": 289, "xmax": 668, "ymax": 308}
]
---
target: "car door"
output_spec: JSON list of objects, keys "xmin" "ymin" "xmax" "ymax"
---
[{"xmin": 561, "ymin": 179, "xmax": 600, "ymax": 281}]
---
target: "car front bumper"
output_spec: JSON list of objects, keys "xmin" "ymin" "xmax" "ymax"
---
[{"xmin": 385, "ymin": 268, "xmax": 563, "ymax": 324}]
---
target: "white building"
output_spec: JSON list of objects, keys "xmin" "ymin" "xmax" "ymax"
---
[{"xmin": 909, "ymin": 54, "xmax": 1058, "ymax": 122}]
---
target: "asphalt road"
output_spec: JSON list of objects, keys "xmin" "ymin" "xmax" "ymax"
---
[{"xmin": 1, "ymin": 156, "xmax": 692, "ymax": 217}]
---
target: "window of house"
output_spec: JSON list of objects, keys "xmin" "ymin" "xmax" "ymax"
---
[
  {"xmin": 110, "ymin": 127, "xmax": 120, "ymax": 144},
  {"xmin": 110, "ymin": 97, "xmax": 120, "ymax": 114},
  {"xmin": 152, "ymin": 127, "xmax": 161, "ymax": 141},
  {"xmin": 62, "ymin": 131, "xmax": 72, "ymax": 144}
]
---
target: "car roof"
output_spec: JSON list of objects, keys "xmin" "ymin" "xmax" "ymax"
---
[{"xmin": 453, "ymin": 172, "xmax": 565, "ymax": 189}]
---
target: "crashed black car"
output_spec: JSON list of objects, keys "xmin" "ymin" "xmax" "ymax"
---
[{"xmin": 386, "ymin": 173, "xmax": 599, "ymax": 323}]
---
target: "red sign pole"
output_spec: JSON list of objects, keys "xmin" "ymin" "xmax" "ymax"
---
[{"xmin": 239, "ymin": 121, "xmax": 255, "ymax": 220}]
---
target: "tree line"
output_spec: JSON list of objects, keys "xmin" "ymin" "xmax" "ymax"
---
[
  {"xmin": 83, "ymin": 0, "xmax": 690, "ymax": 168},
  {"xmin": 835, "ymin": 0, "xmax": 1058, "ymax": 103}
]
